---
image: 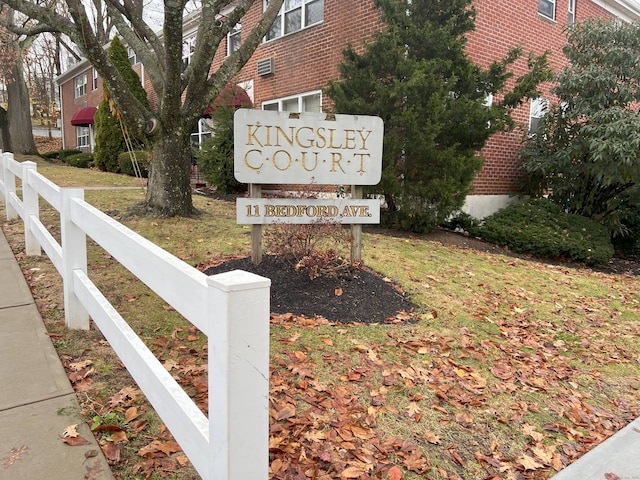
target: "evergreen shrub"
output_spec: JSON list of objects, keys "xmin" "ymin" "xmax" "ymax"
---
[
  {"xmin": 65, "ymin": 152, "xmax": 94, "ymax": 169},
  {"xmin": 194, "ymin": 107, "xmax": 241, "ymax": 194},
  {"xmin": 118, "ymin": 150, "xmax": 149, "ymax": 177},
  {"xmin": 612, "ymin": 207, "xmax": 640, "ymax": 259},
  {"xmin": 58, "ymin": 149, "xmax": 82, "ymax": 161},
  {"xmin": 478, "ymin": 198, "xmax": 614, "ymax": 266},
  {"xmin": 42, "ymin": 151, "xmax": 59, "ymax": 159}
]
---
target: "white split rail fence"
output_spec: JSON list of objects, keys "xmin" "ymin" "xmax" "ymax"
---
[{"xmin": 0, "ymin": 152, "xmax": 271, "ymax": 480}]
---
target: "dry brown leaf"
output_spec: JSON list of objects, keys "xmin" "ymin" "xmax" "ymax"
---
[
  {"xmin": 61, "ymin": 424, "xmax": 79, "ymax": 438},
  {"xmin": 341, "ymin": 466, "xmax": 366, "ymax": 478}
]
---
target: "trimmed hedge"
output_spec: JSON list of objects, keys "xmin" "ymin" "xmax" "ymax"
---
[
  {"xmin": 477, "ymin": 198, "xmax": 614, "ymax": 266},
  {"xmin": 58, "ymin": 149, "xmax": 82, "ymax": 161},
  {"xmin": 41, "ymin": 150, "xmax": 60, "ymax": 159},
  {"xmin": 118, "ymin": 150, "xmax": 149, "ymax": 177},
  {"xmin": 65, "ymin": 152, "xmax": 94, "ymax": 169}
]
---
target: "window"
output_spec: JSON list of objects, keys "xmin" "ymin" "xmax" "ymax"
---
[
  {"xmin": 262, "ymin": 91, "xmax": 322, "ymax": 112},
  {"xmin": 539, "ymin": 0, "xmax": 555, "ymax": 20},
  {"xmin": 228, "ymin": 23, "xmax": 241, "ymax": 55},
  {"xmin": 568, "ymin": 0, "xmax": 576, "ymax": 24},
  {"xmin": 76, "ymin": 126, "xmax": 90, "ymax": 148},
  {"xmin": 74, "ymin": 73, "xmax": 87, "ymax": 98},
  {"xmin": 182, "ymin": 35, "xmax": 196, "ymax": 70},
  {"xmin": 190, "ymin": 118, "xmax": 213, "ymax": 147},
  {"xmin": 128, "ymin": 47, "xmax": 138, "ymax": 65},
  {"xmin": 266, "ymin": 0, "xmax": 324, "ymax": 41},
  {"xmin": 92, "ymin": 68, "xmax": 98, "ymax": 90},
  {"xmin": 529, "ymin": 97, "xmax": 549, "ymax": 135}
]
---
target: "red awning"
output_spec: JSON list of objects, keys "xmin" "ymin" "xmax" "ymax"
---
[
  {"xmin": 203, "ymin": 84, "xmax": 252, "ymax": 117},
  {"xmin": 70, "ymin": 106, "xmax": 97, "ymax": 126}
]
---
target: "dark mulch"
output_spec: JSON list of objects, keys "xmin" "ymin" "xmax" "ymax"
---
[{"xmin": 202, "ymin": 255, "xmax": 417, "ymax": 324}]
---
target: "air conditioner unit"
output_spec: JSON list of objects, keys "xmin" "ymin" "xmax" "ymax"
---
[{"xmin": 257, "ymin": 58, "xmax": 274, "ymax": 76}]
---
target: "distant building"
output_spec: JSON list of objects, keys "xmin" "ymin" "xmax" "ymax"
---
[{"xmin": 55, "ymin": 0, "xmax": 640, "ymax": 216}]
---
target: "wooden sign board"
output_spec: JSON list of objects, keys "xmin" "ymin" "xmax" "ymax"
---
[{"xmin": 234, "ymin": 110, "xmax": 383, "ymax": 185}]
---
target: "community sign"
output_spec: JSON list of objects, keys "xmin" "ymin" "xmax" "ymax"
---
[{"xmin": 234, "ymin": 110, "xmax": 383, "ymax": 185}]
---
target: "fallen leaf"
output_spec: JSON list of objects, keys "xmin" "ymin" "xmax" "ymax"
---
[
  {"xmin": 84, "ymin": 450, "xmax": 98, "ymax": 459},
  {"xmin": 388, "ymin": 465, "xmax": 403, "ymax": 479},
  {"xmin": 62, "ymin": 424, "xmax": 79, "ymax": 438},
  {"xmin": 335, "ymin": 287, "xmax": 343, "ymax": 296},
  {"xmin": 101, "ymin": 442, "xmax": 122, "ymax": 464},
  {"xmin": 341, "ymin": 466, "xmax": 365, "ymax": 478},
  {"xmin": 518, "ymin": 454, "xmax": 544, "ymax": 470},
  {"xmin": 423, "ymin": 430, "xmax": 441, "ymax": 444},
  {"xmin": 62, "ymin": 436, "xmax": 91, "ymax": 446}
]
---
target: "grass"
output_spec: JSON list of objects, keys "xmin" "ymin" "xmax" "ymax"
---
[{"xmin": 2, "ymin": 156, "xmax": 640, "ymax": 479}]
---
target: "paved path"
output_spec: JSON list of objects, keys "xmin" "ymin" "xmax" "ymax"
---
[{"xmin": 0, "ymin": 229, "xmax": 113, "ymax": 480}]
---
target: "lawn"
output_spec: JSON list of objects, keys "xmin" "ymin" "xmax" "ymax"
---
[{"xmin": 2, "ymin": 157, "xmax": 639, "ymax": 480}]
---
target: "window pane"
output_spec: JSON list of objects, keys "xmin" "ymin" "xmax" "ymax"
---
[
  {"xmin": 229, "ymin": 32, "xmax": 241, "ymax": 53},
  {"xmin": 267, "ymin": 14, "xmax": 281, "ymax": 40},
  {"xmin": 284, "ymin": 9, "xmax": 302, "ymax": 34},
  {"xmin": 282, "ymin": 98, "xmax": 299, "ymax": 112},
  {"xmin": 302, "ymin": 93, "xmax": 321, "ymax": 112},
  {"xmin": 263, "ymin": 103, "xmax": 279, "ymax": 111},
  {"xmin": 285, "ymin": 0, "xmax": 302, "ymax": 10},
  {"xmin": 538, "ymin": 0, "xmax": 555, "ymax": 19},
  {"xmin": 305, "ymin": 0, "xmax": 323, "ymax": 26}
]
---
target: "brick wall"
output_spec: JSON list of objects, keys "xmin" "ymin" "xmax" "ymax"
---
[
  {"xmin": 60, "ymin": 66, "xmax": 103, "ymax": 151},
  {"xmin": 466, "ymin": 0, "xmax": 614, "ymax": 195},
  {"xmin": 228, "ymin": 0, "xmax": 381, "ymax": 110},
  {"xmin": 57, "ymin": 0, "xmax": 621, "ymax": 195}
]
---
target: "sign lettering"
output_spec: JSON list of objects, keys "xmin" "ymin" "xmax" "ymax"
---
[
  {"xmin": 236, "ymin": 198, "xmax": 380, "ymax": 225},
  {"xmin": 234, "ymin": 110, "xmax": 383, "ymax": 185}
]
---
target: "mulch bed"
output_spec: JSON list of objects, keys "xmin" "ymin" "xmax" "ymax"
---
[{"xmin": 202, "ymin": 255, "xmax": 417, "ymax": 324}]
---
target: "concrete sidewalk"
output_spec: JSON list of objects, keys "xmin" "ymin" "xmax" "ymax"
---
[{"xmin": 0, "ymin": 230, "xmax": 113, "ymax": 480}]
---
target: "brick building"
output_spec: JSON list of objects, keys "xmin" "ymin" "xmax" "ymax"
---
[{"xmin": 56, "ymin": 0, "xmax": 640, "ymax": 217}]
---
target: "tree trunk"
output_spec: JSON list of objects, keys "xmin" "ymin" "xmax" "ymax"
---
[
  {"xmin": 0, "ymin": 108, "xmax": 11, "ymax": 151},
  {"xmin": 7, "ymin": 58, "xmax": 38, "ymax": 155},
  {"xmin": 144, "ymin": 128, "xmax": 195, "ymax": 216}
]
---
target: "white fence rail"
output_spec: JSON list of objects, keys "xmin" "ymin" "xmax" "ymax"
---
[{"xmin": 0, "ymin": 152, "xmax": 271, "ymax": 480}]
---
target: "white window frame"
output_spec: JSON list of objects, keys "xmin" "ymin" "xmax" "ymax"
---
[
  {"xmin": 74, "ymin": 73, "xmax": 87, "ymax": 98},
  {"xmin": 92, "ymin": 68, "xmax": 98, "ymax": 90},
  {"xmin": 227, "ymin": 23, "xmax": 242, "ymax": 55},
  {"xmin": 529, "ymin": 97, "xmax": 549, "ymax": 135},
  {"xmin": 128, "ymin": 46, "xmax": 138, "ymax": 65},
  {"xmin": 568, "ymin": 0, "xmax": 576, "ymax": 24},
  {"xmin": 539, "ymin": 0, "xmax": 556, "ymax": 20},
  {"xmin": 182, "ymin": 35, "xmax": 196, "ymax": 69},
  {"xmin": 191, "ymin": 118, "xmax": 213, "ymax": 147},
  {"xmin": 76, "ymin": 126, "xmax": 90, "ymax": 148},
  {"xmin": 262, "ymin": 90, "xmax": 322, "ymax": 113},
  {"xmin": 265, "ymin": 0, "xmax": 324, "ymax": 41}
]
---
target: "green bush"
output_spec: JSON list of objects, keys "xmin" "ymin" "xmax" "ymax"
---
[
  {"xmin": 58, "ymin": 149, "xmax": 82, "ymax": 161},
  {"xmin": 118, "ymin": 150, "xmax": 149, "ymax": 177},
  {"xmin": 195, "ymin": 107, "xmax": 242, "ymax": 194},
  {"xmin": 41, "ymin": 150, "xmax": 60, "ymax": 159},
  {"xmin": 477, "ymin": 198, "xmax": 614, "ymax": 266},
  {"xmin": 612, "ymin": 206, "xmax": 640, "ymax": 259},
  {"xmin": 65, "ymin": 152, "xmax": 94, "ymax": 169}
]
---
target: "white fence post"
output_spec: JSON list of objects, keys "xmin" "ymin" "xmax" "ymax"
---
[
  {"xmin": 2, "ymin": 153, "xmax": 18, "ymax": 220},
  {"xmin": 22, "ymin": 161, "xmax": 42, "ymax": 256},
  {"xmin": 61, "ymin": 189, "xmax": 90, "ymax": 329},
  {"xmin": 207, "ymin": 270, "xmax": 271, "ymax": 480}
]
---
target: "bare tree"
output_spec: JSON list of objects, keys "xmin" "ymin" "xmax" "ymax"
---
[
  {"xmin": 0, "ymin": 7, "xmax": 38, "ymax": 154},
  {"xmin": 1, "ymin": 0, "xmax": 285, "ymax": 216},
  {"xmin": 25, "ymin": 33, "xmax": 58, "ymax": 137}
]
